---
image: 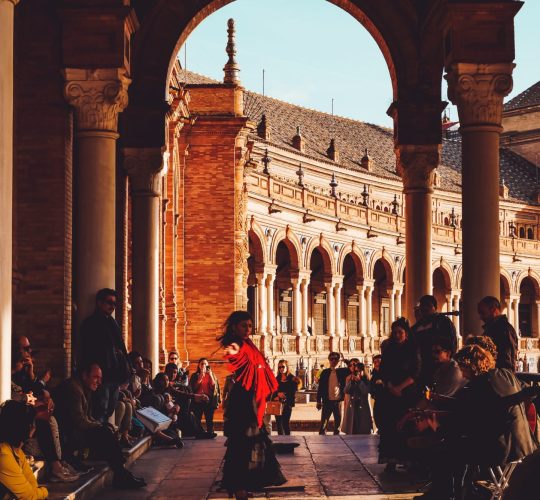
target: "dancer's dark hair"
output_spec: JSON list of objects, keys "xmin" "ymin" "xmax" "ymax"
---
[{"xmin": 218, "ymin": 311, "xmax": 253, "ymax": 347}]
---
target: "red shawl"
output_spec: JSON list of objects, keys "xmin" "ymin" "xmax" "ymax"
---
[{"xmin": 225, "ymin": 338, "xmax": 278, "ymax": 427}]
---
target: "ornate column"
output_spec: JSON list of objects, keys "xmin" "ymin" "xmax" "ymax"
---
[
  {"xmin": 255, "ymin": 273, "xmax": 267, "ymax": 335},
  {"xmin": 535, "ymin": 302, "xmax": 540, "ymax": 339},
  {"xmin": 510, "ymin": 296, "xmax": 520, "ymax": 335},
  {"xmin": 266, "ymin": 269, "xmax": 276, "ymax": 335},
  {"xmin": 357, "ymin": 284, "xmax": 366, "ymax": 337},
  {"xmin": 0, "ymin": 0, "xmax": 18, "ymax": 401},
  {"xmin": 123, "ymin": 148, "xmax": 166, "ymax": 371},
  {"xmin": 64, "ymin": 68, "xmax": 130, "ymax": 329},
  {"xmin": 446, "ymin": 64, "xmax": 514, "ymax": 335},
  {"xmin": 325, "ymin": 282, "xmax": 335, "ymax": 336},
  {"xmin": 292, "ymin": 278, "xmax": 302, "ymax": 336},
  {"xmin": 334, "ymin": 276, "xmax": 344, "ymax": 337},
  {"xmin": 396, "ymin": 145, "xmax": 440, "ymax": 322}
]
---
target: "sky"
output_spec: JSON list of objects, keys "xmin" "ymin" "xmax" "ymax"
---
[{"xmin": 179, "ymin": 0, "xmax": 540, "ymax": 127}]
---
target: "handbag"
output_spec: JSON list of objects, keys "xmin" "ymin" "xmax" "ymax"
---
[{"xmin": 266, "ymin": 400, "xmax": 284, "ymax": 416}]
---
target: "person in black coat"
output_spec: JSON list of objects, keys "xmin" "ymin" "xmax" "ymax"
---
[
  {"xmin": 316, "ymin": 352, "xmax": 349, "ymax": 435},
  {"xmin": 412, "ymin": 295, "xmax": 457, "ymax": 387},
  {"xmin": 78, "ymin": 288, "xmax": 131, "ymax": 422},
  {"xmin": 478, "ymin": 295, "xmax": 519, "ymax": 371},
  {"xmin": 272, "ymin": 360, "xmax": 301, "ymax": 435},
  {"xmin": 378, "ymin": 317, "xmax": 421, "ymax": 471}
]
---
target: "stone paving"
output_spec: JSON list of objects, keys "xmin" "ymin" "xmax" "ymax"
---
[{"xmin": 100, "ymin": 435, "xmax": 422, "ymax": 500}]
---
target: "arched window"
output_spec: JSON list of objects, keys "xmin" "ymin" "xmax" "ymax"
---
[
  {"xmin": 527, "ymin": 228, "xmax": 534, "ymax": 240},
  {"xmin": 519, "ymin": 227, "xmax": 526, "ymax": 239},
  {"xmin": 444, "ymin": 217, "xmax": 449, "ymax": 226},
  {"xmin": 383, "ymin": 206, "xmax": 389, "ymax": 213}
]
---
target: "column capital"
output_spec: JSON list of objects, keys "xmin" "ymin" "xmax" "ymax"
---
[
  {"xmin": 123, "ymin": 147, "xmax": 168, "ymax": 196},
  {"xmin": 395, "ymin": 144, "xmax": 441, "ymax": 193},
  {"xmin": 445, "ymin": 63, "xmax": 514, "ymax": 129},
  {"xmin": 63, "ymin": 68, "xmax": 130, "ymax": 132}
]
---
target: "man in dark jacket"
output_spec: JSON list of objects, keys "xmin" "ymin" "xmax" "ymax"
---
[
  {"xmin": 79, "ymin": 288, "xmax": 130, "ymax": 422},
  {"xmin": 316, "ymin": 352, "xmax": 349, "ymax": 435},
  {"xmin": 412, "ymin": 295, "xmax": 457, "ymax": 387},
  {"xmin": 54, "ymin": 363, "xmax": 145, "ymax": 489},
  {"xmin": 478, "ymin": 295, "xmax": 519, "ymax": 371}
]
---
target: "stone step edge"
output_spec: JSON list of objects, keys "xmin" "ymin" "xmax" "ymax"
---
[{"xmin": 48, "ymin": 436, "xmax": 152, "ymax": 500}]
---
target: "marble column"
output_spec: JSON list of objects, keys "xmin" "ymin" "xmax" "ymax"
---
[
  {"xmin": 266, "ymin": 272, "xmax": 276, "ymax": 335},
  {"xmin": 451, "ymin": 292, "xmax": 461, "ymax": 337},
  {"xmin": 256, "ymin": 273, "xmax": 267, "ymax": 335},
  {"xmin": 334, "ymin": 277, "xmax": 343, "ymax": 337},
  {"xmin": 395, "ymin": 288, "xmax": 403, "ymax": 319},
  {"xmin": 63, "ymin": 68, "xmax": 130, "ymax": 333},
  {"xmin": 536, "ymin": 302, "xmax": 540, "ymax": 338},
  {"xmin": 326, "ymin": 283, "xmax": 335, "ymax": 337},
  {"xmin": 0, "ymin": 0, "xmax": 19, "ymax": 402},
  {"xmin": 357, "ymin": 285, "xmax": 366, "ymax": 337},
  {"xmin": 301, "ymin": 276, "xmax": 310, "ymax": 336},
  {"xmin": 511, "ymin": 296, "xmax": 520, "ymax": 335},
  {"xmin": 292, "ymin": 278, "xmax": 302, "ymax": 336},
  {"xmin": 123, "ymin": 148, "xmax": 166, "ymax": 371},
  {"xmin": 446, "ymin": 63, "xmax": 514, "ymax": 335},
  {"xmin": 388, "ymin": 287, "xmax": 396, "ymax": 321},
  {"xmin": 365, "ymin": 284, "xmax": 373, "ymax": 337},
  {"xmin": 396, "ymin": 144, "xmax": 440, "ymax": 321}
]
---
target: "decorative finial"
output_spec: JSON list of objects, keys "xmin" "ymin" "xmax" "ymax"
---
[
  {"xmin": 223, "ymin": 18, "xmax": 240, "ymax": 85},
  {"xmin": 296, "ymin": 163, "xmax": 305, "ymax": 187},
  {"xmin": 330, "ymin": 173, "xmax": 338, "ymax": 197}
]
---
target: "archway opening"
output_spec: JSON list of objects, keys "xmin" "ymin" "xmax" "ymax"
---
[
  {"xmin": 343, "ymin": 253, "xmax": 362, "ymax": 336},
  {"xmin": 433, "ymin": 267, "xmax": 451, "ymax": 313},
  {"xmin": 309, "ymin": 247, "xmax": 331, "ymax": 336},
  {"xmin": 275, "ymin": 241, "xmax": 298, "ymax": 335},
  {"xmin": 519, "ymin": 277, "xmax": 539, "ymax": 338},
  {"xmin": 373, "ymin": 259, "xmax": 392, "ymax": 337}
]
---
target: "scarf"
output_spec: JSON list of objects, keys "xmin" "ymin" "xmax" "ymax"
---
[{"xmin": 225, "ymin": 338, "xmax": 278, "ymax": 427}]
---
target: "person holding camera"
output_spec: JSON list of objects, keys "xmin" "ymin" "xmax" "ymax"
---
[
  {"xmin": 342, "ymin": 359, "xmax": 372, "ymax": 435},
  {"xmin": 272, "ymin": 360, "xmax": 301, "ymax": 435},
  {"xmin": 189, "ymin": 358, "xmax": 220, "ymax": 434}
]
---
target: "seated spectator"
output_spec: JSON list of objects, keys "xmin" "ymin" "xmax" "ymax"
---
[
  {"xmin": 168, "ymin": 351, "xmax": 189, "ymax": 386},
  {"xmin": 54, "ymin": 363, "xmax": 146, "ymax": 489},
  {"xmin": 464, "ymin": 334, "xmax": 498, "ymax": 359},
  {"xmin": 0, "ymin": 400, "xmax": 48, "ymax": 500},
  {"xmin": 12, "ymin": 336, "xmax": 36, "ymax": 393},
  {"xmin": 189, "ymin": 358, "xmax": 220, "ymax": 434},
  {"xmin": 115, "ymin": 383, "xmax": 135, "ymax": 448},
  {"xmin": 11, "ymin": 348, "xmax": 78, "ymax": 483},
  {"xmin": 431, "ymin": 337, "xmax": 466, "ymax": 398}
]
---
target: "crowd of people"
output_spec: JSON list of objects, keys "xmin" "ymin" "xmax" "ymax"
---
[{"xmin": 2, "ymin": 286, "xmax": 540, "ymax": 500}]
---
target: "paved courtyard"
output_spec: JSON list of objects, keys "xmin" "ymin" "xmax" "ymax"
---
[{"xmin": 100, "ymin": 435, "xmax": 422, "ymax": 500}]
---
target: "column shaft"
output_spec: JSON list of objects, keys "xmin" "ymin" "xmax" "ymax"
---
[
  {"xmin": 334, "ymin": 283, "xmax": 342, "ymax": 337},
  {"xmin": 257, "ymin": 275, "xmax": 267, "ymax": 335},
  {"xmin": 395, "ymin": 289, "xmax": 402, "ymax": 319},
  {"xmin": 301, "ymin": 279, "xmax": 309, "ymax": 336},
  {"xmin": 326, "ymin": 284, "xmax": 335, "ymax": 336},
  {"xmin": 358, "ymin": 285, "xmax": 366, "ymax": 336},
  {"xmin": 0, "ymin": 0, "xmax": 18, "ymax": 402},
  {"xmin": 292, "ymin": 280, "xmax": 302, "ymax": 335},
  {"xmin": 366, "ymin": 286, "xmax": 373, "ymax": 337},
  {"xmin": 267, "ymin": 275, "xmax": 275, "ymax": 335},
  {"xmin": 388, "ymin": 289, "xmax": 395, "ymax": 322}
]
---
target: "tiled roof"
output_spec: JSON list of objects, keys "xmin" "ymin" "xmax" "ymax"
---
[
  {"xmin": 178, "ymin": 70, "xmax": 539, "ymax": 204},
  {"xmin": 504, "ymin": 81, "xmax": 540, "ymax": 111}
]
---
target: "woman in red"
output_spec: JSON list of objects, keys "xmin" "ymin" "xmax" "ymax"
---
[
  {"xmin": 189, "ymin": 358, "xmax": 220, "ymax": 434},
  {"xmin": 220, "ymin": 311, "xmax": 286, "ymax": 500}
]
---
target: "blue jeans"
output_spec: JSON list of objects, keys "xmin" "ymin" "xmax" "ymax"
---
[{"xmin": 93, "ymin": 382, "xmax": 119, "ymax": 423}]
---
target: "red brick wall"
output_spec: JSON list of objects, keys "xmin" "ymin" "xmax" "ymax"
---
[{"xmin": 13, "ymin": 2, "xmax": 72, "ymax": 379}]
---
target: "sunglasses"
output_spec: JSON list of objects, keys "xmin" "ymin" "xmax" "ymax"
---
[
  {"xmin": 105, "ymin": 300, "xmax": 116, "ymax": 307},
  {"xmin": 170, "ymin": 357, "xmax": 178, "ymax": 360},
  {"xmin": 278, "ymin": 366, "xmax": 286, "ymax": 369}
]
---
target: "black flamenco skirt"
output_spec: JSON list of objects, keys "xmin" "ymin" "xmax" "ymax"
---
[{"xmin": 221, "ymin": 383, "xmax": 286, "ymax": 492}]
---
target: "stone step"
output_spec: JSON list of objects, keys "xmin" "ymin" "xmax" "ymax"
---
[{"xmin": 44, "ymin": 436, "xmax": 152, "ymax": 500}]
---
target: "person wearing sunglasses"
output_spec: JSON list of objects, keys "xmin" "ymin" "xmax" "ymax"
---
[
  {"xmin": 316, "ymin": 352, "xmax": 349, "ymax": 435},
  {"xmin": 342, "ymin": 359, "xmax": 372, "ymax": 435},
  {"xmin": 272, "ymin": 360, "xmax": 301, "ymax": 435},
  {"xmin": 79, "ymin": 288, "xmax": 131, "ymax": 423}
]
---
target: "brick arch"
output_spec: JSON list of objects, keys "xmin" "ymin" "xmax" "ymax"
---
[
  {"xmin": 126, "ymin": 0, "xmax": 432, "ymax": 147},
  {"xmin": 337, "ymin": 242, "xmax": 366, "ymax": 280}
]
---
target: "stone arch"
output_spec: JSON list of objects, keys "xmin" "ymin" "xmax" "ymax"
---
[
  {"xmin": 517, "ymin": 271, "xmax": 540, "ymax": 338},
  {"xmin": 432, "ymin": 262, "xmax": 453, "ymax": 313},
  {"xmin": 500, "ymin": 269, "xmax": 513, "ymax": 297},
  {"xmin": 304, "ymin": 235, "xmax": 336, "ymax": 276},
  {"xmin": 247, "ymin": 219, "xmax": 268, "ymax": 265},
  {"xmin": 337, "ymin": 242, "xmax": 366, "ymax": 281},
  {"xmin": 269, "ymin": 228, "xmax": 301, "ymax": 270},
  {"xmin": 517, "ymin": 270, "xmax": 540, "ymax": 297},
  {"xmin": 432, "ymin": 258, "xmax": 453, "ymax": 290},
  {"xmin": 125, "ymin": 0, "xmax": 439, "ymax": 147},
  {"xmin": 368, "ymin": 250, "xmax": 395, "ymax": 284}
]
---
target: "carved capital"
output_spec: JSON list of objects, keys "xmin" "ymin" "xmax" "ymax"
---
[
  {"xmin": 123, "ymin": 148, "xmax": 167, "ymax": 196},
  {"xmin": 395, "ymin": 144, "xmax": 441, "ymax": 192},
  {"xmin": 445, "ymin": 63, "xmax": 514, "ymax": 128},
  {"xmin": 63, "ymin": 68, "xmax": 130, "ymax": 132}
]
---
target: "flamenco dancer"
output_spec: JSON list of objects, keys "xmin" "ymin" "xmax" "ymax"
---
[{"xmin": 220, "ymin": 311, "xmax": 287, "ymax": 500}]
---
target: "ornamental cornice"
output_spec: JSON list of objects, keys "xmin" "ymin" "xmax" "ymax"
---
[
  {"xmin": 63, "ymin": 68, "xmax": 130, "ymax": 132},
  {"xmin": 395, "ymin": 144, "xmax": 441, "ymax": 193},
  {"xmin": 123, "ymin": 147, "xmax": 167, "ymax": 196},
  {"xmin": 445, "ymin": 63, "xmax": 514, "ymax": 128}
]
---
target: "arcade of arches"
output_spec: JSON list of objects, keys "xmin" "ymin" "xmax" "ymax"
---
[{"xmin": 2, "ymin": 0, "xmax": 538, "ymax": 401}]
